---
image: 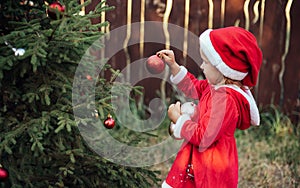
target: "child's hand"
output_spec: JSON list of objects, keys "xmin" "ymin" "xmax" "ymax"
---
[
  {"xmin": 156, "ymin": 50, "xmax": 175, "ymax": 65},
  {"xmin": 168, "ymin": 101, "xmax": 181, "ymax": 123},
  {"xmin": 156, "ymin": 49, "xmax": 180, "ymax": 76}
]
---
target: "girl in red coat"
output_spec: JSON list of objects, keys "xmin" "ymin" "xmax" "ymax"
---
[{"xmin": 157, "ymin": 27, "xmax": 263, "ymax": 188}]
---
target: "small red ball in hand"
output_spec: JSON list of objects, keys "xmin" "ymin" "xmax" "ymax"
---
[
  {"xmin": 47, "ymin": 1, "xmax": 65, "ymax": 19},
  {"xmin": 0, "ymin": 167, "xmax": 9, "ymax": 182},
  {"xmin": 104, "ymin": 114, "xmax": 115, "ymax": 129},
  {"xmin": 146, "ymin": 55, "xmax": 165, "ymax": 74}
]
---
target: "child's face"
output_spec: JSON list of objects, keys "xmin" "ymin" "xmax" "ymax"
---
[{"xmin": 200, "ymin": 50, "xmax": 224, "ymax": 85}]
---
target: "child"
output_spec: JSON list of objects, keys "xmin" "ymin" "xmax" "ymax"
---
[{"xmin": 157, "ymin": 26, "xmax": 262, "ymax": 188}]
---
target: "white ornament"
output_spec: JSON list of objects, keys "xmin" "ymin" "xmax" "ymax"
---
[
  {"xmin": 5, "ymin": 41, "xmax": 25, "ymax": 56},
  {"xmin": 180, "ymin": 102, "xmax": 196, "ymax": 116},
  {"xmin": 169, "ymin": 102, "xmax": 196, "ymax": 139},
  {"xmin": 13, "ymin": 48, "xmax": 26, "ymax": 56}
]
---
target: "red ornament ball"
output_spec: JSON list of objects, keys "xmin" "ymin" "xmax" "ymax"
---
[
  {"xmin": 47, "ymin": 1, "xmax": 65, "ymax": 19},
  {"xmin": 146, "ymin": 55, "xmax": 165, "ymax": 74},
  {"xmin": 104, "ymin": 114, "xmax": 115, "ymax": 129},
  {"xmin": 0, "ymin": 167, "xmax": 9, "ymax": 182}
]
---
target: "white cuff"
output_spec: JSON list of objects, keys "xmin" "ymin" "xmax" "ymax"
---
[
  {"xmin": 173, "ymin": 114, "xmax": 191, "ymax": 138},
  {"xmin": 170, "ymin": 66, "xmax": 188, "ymax": 84},
  {"xmin": 162, "ymin": 180, "xmax": 172, "ymax": 188}
]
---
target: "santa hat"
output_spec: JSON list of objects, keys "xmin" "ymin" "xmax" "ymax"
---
[{"xmin": 199, "ymin": 26, "xmax": 262, "ymax": 87}]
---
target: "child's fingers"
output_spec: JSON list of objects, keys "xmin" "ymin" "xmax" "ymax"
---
[
  {"xmin": 168, "ymin": 103, "xmax": 175, "ymax": 109},
  {"xmin": 175, "ymin": 102, "xmax": 181, "ymax": 109},
  {"xmin": 168, "ymin": 101, "xmax": 180, "ymax": 110},
  {"xmin": 156, "ymin": 50, "xmax": 173, "ymax": 58}
]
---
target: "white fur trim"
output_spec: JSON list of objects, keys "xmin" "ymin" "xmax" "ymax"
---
[
  {"xmin": 162, "ymin": 180, "xmax": 172, "ymax": 188},
  {"xmin": 170, "ymin": 66, "xmax": 188, "ymax": 84},
  {"xmin": 215, "ymin": 85, "xmax": 260, "ymax": 125},
  {"xmin": 199, "ymin": 29, "xmax": 248, "ymax": 81},
  {"xmin": 173, "ymin": 114, "xmax": 191, "ymax": 138}
]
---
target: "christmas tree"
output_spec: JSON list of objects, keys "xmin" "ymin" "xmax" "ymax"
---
[{"xmin": 0, "ymin": 0, "xmax": 159, "ymax": 187}]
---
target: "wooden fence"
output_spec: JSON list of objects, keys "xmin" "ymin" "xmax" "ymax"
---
[{"xmin": 86, "ymin": 0, "xmax": 299, "ymax": 122}]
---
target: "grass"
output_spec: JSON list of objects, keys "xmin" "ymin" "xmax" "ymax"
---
[{"xmin": 236, "ymin": 105, "xmax": 299, "ymax": 187}]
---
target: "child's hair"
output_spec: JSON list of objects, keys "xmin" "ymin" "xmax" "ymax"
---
[{"xmin": 224, "ymin": 77, "xmax": 250, "ymax": 90}]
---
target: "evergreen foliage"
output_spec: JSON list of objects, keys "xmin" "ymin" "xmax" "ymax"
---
[{"xmin": 0, "ymin": 0, "xmax": 159, "ymax": 187}]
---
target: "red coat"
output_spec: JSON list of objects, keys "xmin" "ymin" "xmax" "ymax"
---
[{"xmin": 164, "ymin": 72, "xmax": 255, "ymax": 188}]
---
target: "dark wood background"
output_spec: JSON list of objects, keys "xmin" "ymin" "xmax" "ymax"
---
[{"xmin": 86, "ymin": 0, "xmax": 299, "ymax": 122}]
